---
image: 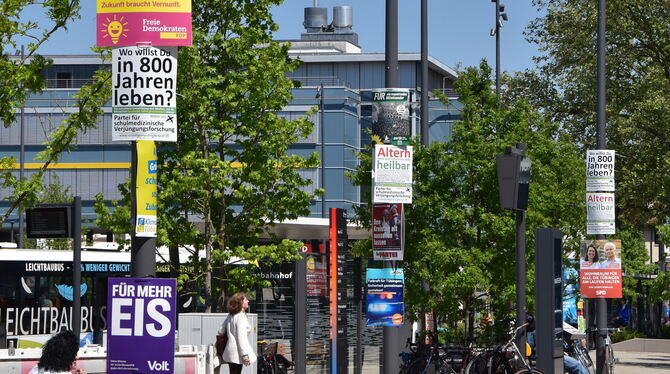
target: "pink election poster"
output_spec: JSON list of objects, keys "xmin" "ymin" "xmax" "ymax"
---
[{"xmin": 97, "ymin": 0, "xmax": 192, "ymax": 47}]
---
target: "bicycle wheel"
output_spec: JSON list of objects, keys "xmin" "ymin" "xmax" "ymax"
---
[
  {"xmin": 513, "ymin": 369, "xmax": 544, "ymax": 374},
  {"xmin": 606, "ymin": 345, "xmax": 615, "ymax": 374},
  {"xmin": 573, "ymin": 344, "xmax": 594, "ymax": 374},
  {"xmin": 441, "ymin": 350, "xmax": 464, "ymax": 374},
  {"xmin": 464, "ymin": 355, "xmax": 488, "ymax": 374},
  {"xmin": 488, "ymin": 354, "xmax": 515, "ymax": 374}
]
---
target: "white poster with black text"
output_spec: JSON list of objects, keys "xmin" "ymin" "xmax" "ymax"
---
[
  {"xmin": 112, "ymin": 46, "xmax": 177, "ymax": 142},
  {"xmin": 586, "ymin": 150, "xmax": 615, "ymax": 192}
]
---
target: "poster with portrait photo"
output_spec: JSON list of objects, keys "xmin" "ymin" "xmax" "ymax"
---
[
  {"xmin": 579, "ymin": 239, "xmax": 622, "ymax": 298},
  {"xmin": 372, "ymin": 203, "xmax": 403, "ymax": 261}
]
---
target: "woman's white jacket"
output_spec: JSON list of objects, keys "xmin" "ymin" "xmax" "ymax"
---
[{"xmin": 219, "ymin": 312, "xmax": 257, "ymax": 365}]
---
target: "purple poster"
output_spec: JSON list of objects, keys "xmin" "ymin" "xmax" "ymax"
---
[{"xmin": 107, "ymin": 278, "xmax": 177, "ymax": 374}]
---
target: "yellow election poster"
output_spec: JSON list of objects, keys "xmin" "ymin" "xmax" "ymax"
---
[{"xmin": 135, "ymin": 140, "xmax": 157, "ymax": 237}]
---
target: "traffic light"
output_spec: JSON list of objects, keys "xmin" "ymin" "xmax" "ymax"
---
[{"xmin": 496, "ymin": 144, "xmax": 531, "ymax": 211}]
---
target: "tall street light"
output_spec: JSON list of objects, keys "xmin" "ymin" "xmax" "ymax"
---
[
  {"xmin": 595, "ymin": 1, "xmax": 608, "ymax": 374},
  {"xmin": 490, "ymin": 0, "xmax": 508, "ymax": 100}
]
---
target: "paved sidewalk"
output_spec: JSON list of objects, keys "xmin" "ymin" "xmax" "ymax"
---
[{"xmin": 607, "ymin": 350, "xmax": 670, "ymax": 374}]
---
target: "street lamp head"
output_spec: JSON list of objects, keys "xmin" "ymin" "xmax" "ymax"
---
[
  {"xmin": 501, "ymin": 13, "xmax": 509, "ymax": 21},
  {"xmin": 498, "ymin": 4, "xmax": 505, "ymax": 12},
  {"xmin": 490, "ymin": 28, "xmax": 496, "ymax": 36}
]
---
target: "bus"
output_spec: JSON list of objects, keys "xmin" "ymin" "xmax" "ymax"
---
[{"xmin": 0, "ymin": 247, "xmax": 193, "ymax": 348}]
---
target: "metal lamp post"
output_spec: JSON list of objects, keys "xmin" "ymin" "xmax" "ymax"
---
[
  {"xmin": 490, "ymin": 0, "xmax": 508, "ymax": 100},
  {"xmin": 595, "ymin": 1, "xmax": 608, "ymax": 374}
]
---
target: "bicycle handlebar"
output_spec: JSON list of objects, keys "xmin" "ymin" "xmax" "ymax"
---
[{"xmin": 585, "ymin": 327, "xmax": 619, "ymax": 333}]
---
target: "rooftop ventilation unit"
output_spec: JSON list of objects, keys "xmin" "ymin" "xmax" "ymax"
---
[
  {"xmin": 303, "ymin": 7, "xmax": 328, "ymax": 33},
  {"xmin": 333, "ymin": 6, "xmax": 353, "ymax": 32}
]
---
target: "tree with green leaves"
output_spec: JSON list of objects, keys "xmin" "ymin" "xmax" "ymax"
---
[
  {"xmin": 156, "ymin": 0, "xmax": 321, "ymax": 311},
  {"xmin": 524, "ymin": 0, "xmax": 670, "ymax": 230},
  {"xmin": 1, "ymin": 0, "xmax": 110, "ymax": 225},
  {"xmin": 506, "ymin": 0, "xmax": 663, "ymax": 302},
  {"xmin": 351, "ymin": 61, "xmax": 585, "ymax": 338},
  {"xmin": 93, "ymin": 1, "xmax": 321, "ymax": 311}
]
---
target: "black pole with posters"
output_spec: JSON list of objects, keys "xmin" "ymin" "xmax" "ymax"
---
[
  {"xmin": 382, "ymin": 1, "xmax": 400, "ymax": 373},
  {"xmin": 595, "ymin": 1, "xmax": 608, "ymax": 374}
]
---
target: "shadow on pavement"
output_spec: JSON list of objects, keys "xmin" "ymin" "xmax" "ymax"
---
[{"xmin": 618, "ymin": 357, "xmax": 670, "ymax": 370}]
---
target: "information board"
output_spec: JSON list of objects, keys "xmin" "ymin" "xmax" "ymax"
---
[{"xmin": 26, "ymin": 206, "xmax": 71, "ymax": 238}]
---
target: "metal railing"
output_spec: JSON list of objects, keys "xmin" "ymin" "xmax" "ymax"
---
[
  {"xmin": 432, "ymin": 88, "xmax": 458, "ymax": 98},
  {"xmin": 45, "ymin": 79, "xmax": 96, "ymax": 89},
  {"xmin": 290, "ymin": 76, "xmax": 347, "ymax": 87}
]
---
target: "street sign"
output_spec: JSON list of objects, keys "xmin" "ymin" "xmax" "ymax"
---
[
  {"xmin": 586, "ymin": 150, "xmax": 615, "ymax": 191},
  {"xmin": 586, "ymin": 193, "xmax": 615, "ymax": 235},
  {"xmin": 373, "ymin": 144, "xmax": 413, "ymax": 204}
]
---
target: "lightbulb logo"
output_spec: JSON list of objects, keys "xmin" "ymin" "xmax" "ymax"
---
[{"xmin": 101, "ymin": 15, "xmax": 128, "ymax": 44}]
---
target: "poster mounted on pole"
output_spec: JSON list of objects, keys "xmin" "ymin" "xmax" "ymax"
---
[
  {"xmin": 586, "ymin": 150, "xmax": 615, "ymax": 192},
  {"xmin": 112, "ymin": 46, "xmax": 178, "ymax": 142},
  {"xmin": 372, "ymin": 203, "xmax": 404, "ymax": 261},
  {"xmin": 371, "ymin": 88, "xmax": 411, "ymax": 145},
  {"xmin": 135, "ymin": 140, "xmax": 157, "ymax": 237},
  {"xmin": 579, "ymin": 240, "xmax": 622, "ymax": 298},
  {"xmin": 366, "ymin": 268, "xmax": 404, "ymax": 327},
  {"xmin": 96, "ymin": 0, "xmax": 192, "ymax": 47},
  {"xmin": 373, "ymin": 144, "xmax": 413, "ymax": 204},
  {"xmin": 586, "ymin": 193, "xmax": 615, "ymax": 235},
  {"xmin": 107, "ymin": 277, "xmax": 177, "ymax": 374}
]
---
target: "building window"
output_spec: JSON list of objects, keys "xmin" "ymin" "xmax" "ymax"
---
[{"xmin": 56, "ymin": 72, "xmax": 72, "ymax": 88}]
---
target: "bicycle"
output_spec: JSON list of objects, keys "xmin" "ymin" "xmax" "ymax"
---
[
  {"xmin": 463, "ymin": 349, "xmax": 490, "ymax": 374},
  {"xmin": 440, "ymin": 339, "xmax": 480, "ymax": 374},
  {"xmin": 586, "ymin": 328, "xmax": 616, "ymax": 374},
  {"xmin": 487, "ymin": 323, "xmax": 544, "ymax": 374},
  {"xmin": 258, "ymin": 341, "xmax": 293, "ymax": 374},
  {"xmin": 399, "ymin": 339, "xmax": 458, "ymax": 374},
  {"xmin": 563, "ymin": 338, "xmax": 594, "ymax": 374}
]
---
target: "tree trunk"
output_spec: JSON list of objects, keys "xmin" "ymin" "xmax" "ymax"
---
[{"xmin": 169, "ymin": 244, "xmax": 179, "ymax": 279}]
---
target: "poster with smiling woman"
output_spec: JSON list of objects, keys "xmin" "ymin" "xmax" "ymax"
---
[{"xmin": 580, "ymin": 240, "xmax": 622, "ymax": 298}]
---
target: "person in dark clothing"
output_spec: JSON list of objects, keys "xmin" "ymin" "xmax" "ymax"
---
[{"xmin": 614, "ymin": 298, "xmax": 630, "ymax": 327}]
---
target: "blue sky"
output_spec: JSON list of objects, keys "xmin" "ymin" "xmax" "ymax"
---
[{"xmin": 23, "ymin": 0, "xmax": 544, "ymax": 73}]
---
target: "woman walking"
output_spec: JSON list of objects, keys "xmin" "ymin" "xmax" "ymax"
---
[{"xmin": 218, "ymin": 292, "xmax": 256, "ymax": 374}]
